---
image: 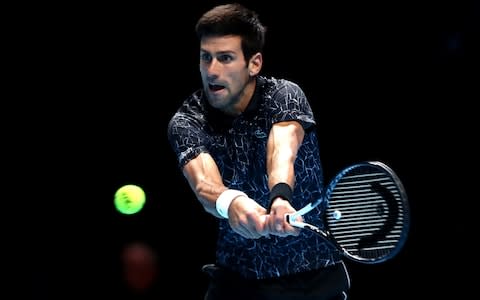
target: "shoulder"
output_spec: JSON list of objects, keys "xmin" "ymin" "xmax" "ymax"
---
[
  {"xmin": 260, "ymin": 76, "xmax": 304, "ymax": 95},
  {"xmin": 259, "ymin": 76, "xmax": 307, "ymax": 102},
  {"xmin": 168, "ymin": 89, "xmax": 206, "ymax": 129},
  {"xmin": 182, "ymin": 89, "xmax": 205, "ymax": 110},
  {"xmin": 171, "ymin": 89, "xmax": 205, "ymax": 118}
]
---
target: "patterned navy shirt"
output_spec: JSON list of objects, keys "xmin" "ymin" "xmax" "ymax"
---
[{"xmin": 168, "ymin": 76, "xmax": 342, "ymax": 279}]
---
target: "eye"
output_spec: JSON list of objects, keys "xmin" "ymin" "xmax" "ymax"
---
[
  {"xmin": 217, "ymin": 54, "xmax": 233, "ymax": 63},
  {"xmin": 200, "ymin": 52, "xmax": 212, "ymax": 63}
]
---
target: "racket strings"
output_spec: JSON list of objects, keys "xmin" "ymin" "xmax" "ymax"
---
[{"xmin": 326, "ymin": 166, "xmax": 408, "ymax": 262}]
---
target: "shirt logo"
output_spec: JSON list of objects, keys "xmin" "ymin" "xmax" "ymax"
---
[{"xmin": 254, "ymin": 129, "xmax": 267, "ymax": 139}]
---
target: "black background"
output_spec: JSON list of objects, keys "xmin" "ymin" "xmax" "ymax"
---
[{"xmin": 22, "ymin": 0, "xmax": 477, "ymax": 298}]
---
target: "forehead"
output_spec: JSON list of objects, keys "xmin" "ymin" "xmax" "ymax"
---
[{"xmin": 200, "ymin": 35, "xmax": 242, "ymax": 53}]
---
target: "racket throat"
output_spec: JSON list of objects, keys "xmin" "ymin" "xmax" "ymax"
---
[{"xmin": 304, "ymin": 224, "xmax": 330, "ymax": 239}]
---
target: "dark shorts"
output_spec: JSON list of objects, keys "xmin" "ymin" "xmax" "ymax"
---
[{"xmin": 203, "ymin": 261, "xmax": 350, "ymax": 300}]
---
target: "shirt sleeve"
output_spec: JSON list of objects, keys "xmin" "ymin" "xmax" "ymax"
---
[
  {"xmin": 167, "ymin": 111, "xmax": 209, "ymax": 169},
  {"xmin": 269, "ymin": 80, "xmax": 316, "ymax": 130}
]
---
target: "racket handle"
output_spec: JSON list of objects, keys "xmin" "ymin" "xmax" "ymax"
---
[
  {"xmin": 285, "ymin": 213, "xmax": 298, "ymax": 224},
  {"xmin": 285, "ymin": 213, "xmax": 291, "ymax": 223}
]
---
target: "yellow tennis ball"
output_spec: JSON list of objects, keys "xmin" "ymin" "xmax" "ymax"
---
[{"xmin": 114, "ymin": 184, "xmax": 146, "ymax": 215}]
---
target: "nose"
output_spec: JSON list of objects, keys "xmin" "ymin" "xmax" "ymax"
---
[{"xmin": 205, "ymin": 58, "xmax": 221, "ymax": 79}]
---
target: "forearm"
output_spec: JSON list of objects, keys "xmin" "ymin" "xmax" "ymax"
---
[
  {"xmin": 264, "ymin": 121, "xmax": 306, "ymax": 236},
  {"xmin": 195, "ymin": 179, "xmax": 228, "ymax": 217},
  {"xmin": 268, "ymin": 151, "xmax": 295, "ymax": 189},
  {"xmin": 182, "ymin": 153, "xmax": 227, "ymax": 217},
  {"xmin": 267, "ymin": 121, "xmax": 304, "ymax": 189}
]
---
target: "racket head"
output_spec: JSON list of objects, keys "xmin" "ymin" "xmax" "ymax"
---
[{"xmin": 325, "ymin": 161, "xmax": 410, "ymax": 264}]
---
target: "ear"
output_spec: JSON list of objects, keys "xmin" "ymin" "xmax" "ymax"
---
[{"xmin": 248, "ymin": 52, "xmax": 263, "ymax": 76}]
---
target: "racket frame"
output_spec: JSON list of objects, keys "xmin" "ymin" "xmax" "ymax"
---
[{"xmin": 285, "ymin": 161, "xmax": 409, "ymax": 264}]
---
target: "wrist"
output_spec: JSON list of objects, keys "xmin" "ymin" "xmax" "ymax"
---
[
  {"xmin": 216, "ymin": 189, "xmax": 248, "ymax": 219},
  {"xmin": 268, "ymin": 182, "xmax": 293, "ymax": 213}
]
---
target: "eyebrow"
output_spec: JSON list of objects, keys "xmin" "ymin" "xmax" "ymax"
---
[{"xmin": 200, "ymin": 49, "xmax": 236, "ymax": 55}]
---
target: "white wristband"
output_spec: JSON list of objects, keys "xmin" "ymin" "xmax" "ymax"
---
[{"xmin": 216, "ymin": 189, "xmax": 247, "ymax": 219}]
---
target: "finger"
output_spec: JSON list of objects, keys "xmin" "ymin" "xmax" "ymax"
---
[
  {"xmin": 271, "ymin": 213, "xmax": 299, "ymax": 237},
  {"xmin": 246, "ymin": 227, "xmax": 264, "ymax": 239},
  {"xmin": 258, "ymin": 215, "xmax": 271, "ymax": 237},
  {"xmin": 234, "ymin": 226, "xmax": 260, "ymax": 239},
  {"xmin": 272, "ymin": 213, "xmax": 286, "ymax": 233},
  {"xmin": 284, "ymin": 224, "xmax": 301, "ymax": 236},
  {"xmin": 231, "ymin": 225, "xmax": 248, "ymax": 238}
]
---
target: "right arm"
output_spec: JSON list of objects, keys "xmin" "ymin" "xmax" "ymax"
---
[
  {"xmin": 182, "ymin": 152, "xmax": 227, "ymax": 218},
  {"xmin": 182, "ymin": 152, "xmax": 269, "ymax": 238}
]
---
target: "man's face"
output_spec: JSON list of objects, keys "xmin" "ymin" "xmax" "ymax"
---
[{"xmin": 199, "ymin": 35, "xmax": 251, "ymax": 112}]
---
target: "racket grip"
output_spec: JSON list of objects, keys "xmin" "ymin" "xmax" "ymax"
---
[{"xmin": 285, "ymin": 213, "xmax": 293, "ymax": 224}]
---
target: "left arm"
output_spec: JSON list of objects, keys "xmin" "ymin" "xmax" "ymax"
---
[{"xmin": 266, "ymin": 120, "xmax": 304, "ymax": 236}]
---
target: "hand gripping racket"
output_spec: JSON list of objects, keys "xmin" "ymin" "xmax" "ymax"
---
[{"xmin": 286, "ymin": 161, "xmax": 410, "ymax": 264}]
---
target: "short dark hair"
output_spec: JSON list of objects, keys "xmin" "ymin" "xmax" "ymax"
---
[{"xmin": 195, "ymin": 3, "xmax": 266, "ymax": 61}]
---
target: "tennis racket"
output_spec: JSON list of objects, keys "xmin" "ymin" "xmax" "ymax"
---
[{"xmin": 286, "ymin": 161, "xmax": 410, "ymax": 264}]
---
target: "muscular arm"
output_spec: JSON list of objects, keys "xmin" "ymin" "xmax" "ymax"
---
[
  {"xmin": 266, "ymin": 120, "xmax": 305, "ymax": 236},
  {"xmin": 182, "ymin": 152, "xmax": 269, "ymax": 238},
  {"xmin": 267, "ymin": 120, "xmax": 304, "ymax": 188},
  {"xmin": 182, "ymin": 152, "xmax": 227, "ymax": 218}
]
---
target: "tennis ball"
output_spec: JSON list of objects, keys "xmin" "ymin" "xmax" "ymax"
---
[{"xmin": 114, "ymin": 184, "xmax": 146, "ymax": 215}]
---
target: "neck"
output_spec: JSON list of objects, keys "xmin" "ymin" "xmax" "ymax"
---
[{"xmin": 224, "ymin": 77, "xmax": 256, "ymax": 116}]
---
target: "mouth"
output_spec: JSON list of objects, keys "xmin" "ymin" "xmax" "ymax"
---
[{"xmin": 208, "ymin": 83, "xmax": 226, "ymax": 92}]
